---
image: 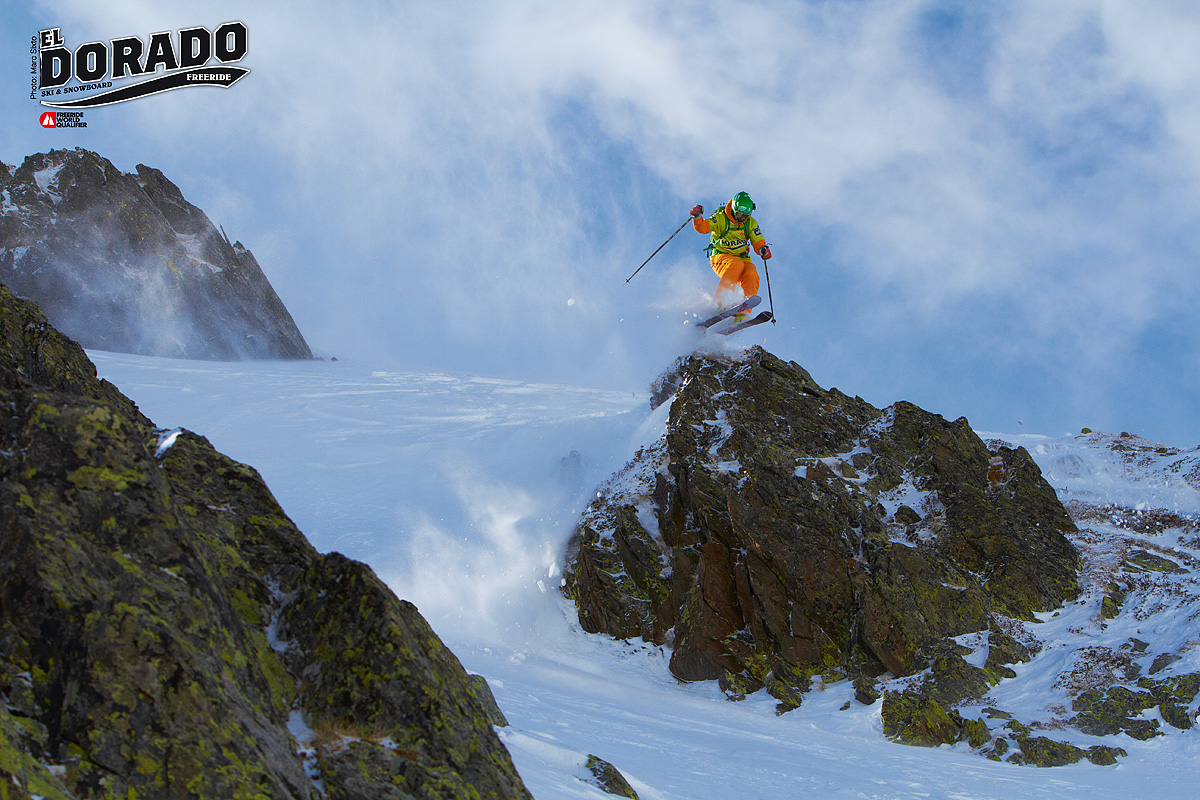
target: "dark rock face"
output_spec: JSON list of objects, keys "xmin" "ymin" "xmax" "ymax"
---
[
  {"xmin": 564, "ymin": 347, "xmax": 1080, "ymax": 707},
  {"xmin": 583, "ymin": 755, "xmax": 639, "ymax": 798},
  {"xmin": 0, "ymin": 284, "xmax": 528, "ymax": 798},
  {"xmin": 0, "ymin": 148, "xmax": 312, "ymax": 361},
  {"xmin": 1070, "ymin": 674, "xmax": 1200, "ymax": 740},
  {"xmin": 279, "ymin": 553, "xmax": 523, "ymax": 798}
]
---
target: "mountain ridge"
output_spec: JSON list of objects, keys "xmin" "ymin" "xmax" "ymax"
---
[{"xmin": 0, "ymin": 148, "xmax": 311, "ymax": 361}]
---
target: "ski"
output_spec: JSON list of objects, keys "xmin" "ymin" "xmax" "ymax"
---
[
  {"xmin": 717, "ymin": 311, "xmax": 773, "ymax": 335},
  {"xmin": 696, "ymin": 295, "xmax": 761, "ymax": 329}
]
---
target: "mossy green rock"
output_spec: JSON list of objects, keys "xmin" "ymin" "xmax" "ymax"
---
[
  {"xmin": 1071, "ymin": 685, "xmax": 1160, "ymax": 740},
  {"xmin": 566, "ymin": 505, "xmax": 671, "ymax": 643},
  {"xmin": 881, "ymin": 689, "xmax": 967, "ymax": 747},
  {"xmin": 0, "ymin": 284, "xmax": 144, "ymax": 423},
  {"xmin": 583, "ymin": 755, "xmax": 639, "ymax": 799},
  {"xmin": 983, "ymin": 630, "xmax": 1031, "ymax": 683},
  {"xmin": 279, "ymin": 553, "xmax": 528, "ymax": 798},
  {"xmin": 1008, "ymin": 736, "xmax": 1087, "ymax": 767},
  {"xmin": 1101, "ymin": 583, "xmax": 1126, "ymax": 619},
  {"xmin": 1124, "ymin": 549, "xmax": 1186, "ymax": 574},
  {"xmin": 565, "ymin": 347, "xmax": 1079, "ymax": 707},
  {"xmin": 0, "ymin": 701, "xmax": 74, "ymax": 800},
  {"xmin": 1004, "ymin": 735, "xmax": 1126, "ymax": 767},
  {"xmin": 927, "ymin": 646, "xmax": 991, "ymax": 706},
  {"xmin": 317, "ymin": 742, "xmax": 418, "ymax": 800},
  {"xmin": 468, "ymin": 674, "xmax": 510, "ymax": 728},
  {"xmin": 0, "ymin": 283, "xmax": 530, "ymax": 798},
  {"xmin": 1070, "ymin": 673, "xmax": 1200, "ymax": 739},
  {"xmin": 1085, "ymin": 745, "xmax": 1128, "ymax": 766},
  {"xmin": 1141, "ymin": 673, "xmax": 1200, "ymax": 730}
]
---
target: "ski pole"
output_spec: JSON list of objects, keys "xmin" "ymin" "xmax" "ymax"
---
[
  {"xmin": 625, "ymin": 217, "xmax": 693, "ymax": 283},
  {"xmin": 762, "ymin": 253, "xmax": 776, "ymax": 324}
]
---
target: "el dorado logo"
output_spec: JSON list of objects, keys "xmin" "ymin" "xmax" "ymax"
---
[{"xmin": 35, "ymin": 22, "xmax": 248, "ymax": 109}]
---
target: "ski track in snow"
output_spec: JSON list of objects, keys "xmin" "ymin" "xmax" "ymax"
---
[{"xmin": 90, "ymin": 351, "xmax": 1200, "ymax": 800}]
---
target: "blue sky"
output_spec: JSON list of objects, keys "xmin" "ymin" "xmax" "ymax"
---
[{"xmin": 3, "ymin": 1, "xmax": 1199, "ymax": 445}]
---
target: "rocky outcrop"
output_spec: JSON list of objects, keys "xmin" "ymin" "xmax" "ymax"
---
[
  {"xmin": 0, "ymin": 148, "xmax": 312, "ymax": 361},
  {"xmin": 564, "ymin": 347, "xmax": 1080, "ymax": 717},
  {"xmin": 0, "ymin": 283, "xmax": 528, "ymax": 798},
  {"xmin": 582, "ymin": 755, "xmax": 639, "ymax": 799}
]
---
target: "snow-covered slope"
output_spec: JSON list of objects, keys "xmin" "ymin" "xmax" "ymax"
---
[{"xmin": 92, "ymin": 351, "xmax": 1200, "ymax": 799}]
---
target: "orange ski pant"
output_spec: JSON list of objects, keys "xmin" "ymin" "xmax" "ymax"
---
[{"xmin": 710, "ymin": 252, "xmax": 760, "ymax": 307}]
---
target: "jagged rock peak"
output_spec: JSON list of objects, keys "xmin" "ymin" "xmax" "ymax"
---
[
  {"xmin": 0, "ymin": 283, "xmax": 528, "ymax": 798},
  {"xmin": 0, "ymin": 147, "xmax": 312, "ymax": 361},
  {"xmin": 565, "ymin": 345, "xmax": 1079, "ymax": 705}
]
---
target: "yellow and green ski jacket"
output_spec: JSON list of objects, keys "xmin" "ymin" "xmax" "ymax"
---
[{"xmin": 692, "ymin": 200, "xmax": 767, "ymax": 259}]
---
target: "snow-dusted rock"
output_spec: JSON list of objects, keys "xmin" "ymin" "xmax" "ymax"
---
[
  {"xmin": 565, "ymin": 346, "xmax": 1094, "ymax": 762},
  {"xmin": 0, "ymin": 148, "xmax": 311, "ymax": 361},
  {"xmin": 0, "ymin": 284, "xmax": 527, "ymax": 798}
]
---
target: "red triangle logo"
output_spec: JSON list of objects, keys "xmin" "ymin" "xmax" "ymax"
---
[{"xmin": 40, "ymin": 112, "xmax": 56, "ymax": 129}]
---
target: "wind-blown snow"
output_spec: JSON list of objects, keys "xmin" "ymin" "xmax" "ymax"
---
[
  {"xmin": 993, "ymin": 430, "xmax": 1200, "ymax": 516},
  {"xmin": 178, "ymin": 233, "xmax": 224, "ymax": 274},
  {"xmin": 33, "ymin": 163, "xmax": 65, "ymax": 203},
  {"xmin": 91, "ymin": 351, "xmax": 1200, "ymax": 799}
]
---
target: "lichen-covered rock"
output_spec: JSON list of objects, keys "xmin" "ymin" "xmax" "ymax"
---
[
  {"xmin": 0, "ymin": 357, "xmax": 315, "ymax": 798},
  {"xmin": 1101, "ymin": 582, "xmax": 1127, "ymax": 619},
  {"xmin": 980, "ymin": 736, "xmax": 1009, "ymax": 761},
  {"xmin": 1124, "ymin": 549, "xmax": 1187, "ymax": 574},
  {"xmin": 0, "ymin": 283, "xmax": 530, "ymax": 798},
  {"xmin": 926, "ymin": 645, "xmax": 991, "ymax": 706},
  {"xmin": 0, "ymin": 284, "xmax": 144, "ymax": 422},
  {"xmin": 880, "ymin": 645, "xmax": 996, "ymax": 749},
  {"xmin": 565, "ymin": 347, "xmax": 1080, "ymax": 713},
  {"xmin": 983, "ymin": 629, "xmax": 1032, "ymax": 681},
  {"xmin": 0, "ymin": 149, "xmax": 311, "ymax": 360},
  {"xmin": 0, "ymin": 701, "xmax": 74, "ymax": 799},
  {"xmin": 881, "ymin": 689, "xmax": 966, "ymax": 747},
  {"xmin": 1141, "ymin": 673, "xmax": 1200, "ymax": 730},
  {"xmin": 852, "ymin": 674, "xmax": 880, "ymax": 706},
  {"xmin": 469, "ymin": 674, "xmax": 510, "ymax": 728},
  {"xmin": 279, "ymin": 553, "xmax": 529, "ymax": 799},
  {"xmin": 1071, "ymin": 686, "xmax": 1161, "ymax": 740},
  {"xmin": 1069, "ymin": 674, "xmax": 1200, "ymax": 740},
  {"xmin": 568, "ymin": 504, "xmax": 672, "ymax": 643},
  {"xmin": 583, "ymin": 754, "xmax": 640, "ymax": 799},
  {"xmin": 861, "ymin": 404, "xmax": 1080, "ymax": 620},
  {"xmin": 1008, "ymin": 736, "xmax": 1087, "ymax": 767},
  {"xmin": 1085, "ymin": 745, "xmax": 1128, "ymax": 766},
  {"xmin": 316, "ymin": 743, "xmax": 418, "ymax": 800},
  {"xmin": 960, "ymin": 717, "xmax": 991, "ymax": 749},
  {"xmin": 1002, "ymin": 735, "xmax": 1126, "ymax": 768}
]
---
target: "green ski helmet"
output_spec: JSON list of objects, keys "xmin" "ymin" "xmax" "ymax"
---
[{"xmin": 731, "ymin": 191, "xmax": 755, "ymax": 219}]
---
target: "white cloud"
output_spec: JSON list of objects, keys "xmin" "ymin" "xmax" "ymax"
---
[{"xmin": 11, "ymin": 0, "xmax": 1200, "ymax": 440}]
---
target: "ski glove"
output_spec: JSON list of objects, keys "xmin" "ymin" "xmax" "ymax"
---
[
  {"xmin": 760, "ymin": 245, "xmax": 772, "ymax": 260},
  {"xmin": 690, "ymin": 204, "xmax": 704, "ymax": 219}
]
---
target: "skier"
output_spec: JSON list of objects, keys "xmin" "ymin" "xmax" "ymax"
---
[{"xmin": 690, "ymin": 191, "xmax": 772, "ymax": 321}]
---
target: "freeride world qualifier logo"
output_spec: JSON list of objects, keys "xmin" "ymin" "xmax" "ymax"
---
[{"xmin": 30, "ymin": 21, "xmax": 249, "ymax": 126}]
